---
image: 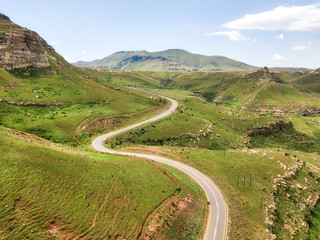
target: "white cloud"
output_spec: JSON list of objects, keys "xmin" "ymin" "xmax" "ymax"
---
[
  {"xmin": 273, "ymin": 53, "xmax": 287, "ymax": 61},
  {"xmin": 81, "ymin": 50, "xmax": 87, "ymax": 54},
  {"xmin": 277, "ymin": 34, "xmax": 284, "ymax": 39},
  {"xmin": 206, "ymin": 31, "xmax": 247, "ymax": 41},
  {"xmin": 223, "ymin": 3, "xmax": 320, "ymax": 33},
  {"xmin": 50, "ymin": 41, "xmax": 59, "ymax": 46},
  {"xmin": 292, "ymin": 45, "xmax": 308, "ymax": 50}
]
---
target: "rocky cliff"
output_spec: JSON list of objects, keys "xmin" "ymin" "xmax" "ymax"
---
[{"xmin": 0, "ymin": 13, "xmax": 54, "ymax": 70}]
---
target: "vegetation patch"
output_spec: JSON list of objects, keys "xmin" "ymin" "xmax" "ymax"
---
[
  {"xmin": 248, "ymin": 120, "xmax": 320, "ymax": 153},
  {"xmin": 0, "ymin": 126, "xmax": 180, "ymax": 239},
  {"xmin": 308, "ymin": 200, "xmax": 320, "ymax": 238},
  {"xmin": 272, "ymin": 163, "xmax": 320, "ymax": 239}
]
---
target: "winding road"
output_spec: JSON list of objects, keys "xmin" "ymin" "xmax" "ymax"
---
[{"xmin": 92, "ymin": 91, "xmax": 228, "ymax": 240}]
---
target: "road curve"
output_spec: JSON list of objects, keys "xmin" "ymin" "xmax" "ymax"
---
[{"xmin": 92, "ymin": 90, "xmax": 228, "ymax": 240}]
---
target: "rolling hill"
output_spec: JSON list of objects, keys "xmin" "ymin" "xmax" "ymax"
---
[
  {"xmin": 2, "ymin": 10, "xmax": 320, "ymax": 240},
  {"xmin": 0, "ymin": 13, "xmax": 207, "ymax": 239},
  {"xmin": 0, "ymin": 13, "xmax": 168, "ymax": 145},
  {"xmin": 73, "ymin": 49, "xmax": 258, "ymax": 71},
  {"xmin": 291, "ymin": 68, "xmax": 320, "ymax": 93}
]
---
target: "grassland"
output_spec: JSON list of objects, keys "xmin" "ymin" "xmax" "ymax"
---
[
  {"xmin": 99, "ymin": 68, "xmax": 320, "ymax": 238},
  {"xmin": 0, "ymin": 126, "xmax": 208, "ymax": 239},
  {"xmin": 2, "ymin": 63, "xmax": 320, "ymax": 239},
  {"xmin": 309, "ymin": 201, "xmax": 320, "ymax": 238},
  {"xmin": 0, "ymin": 43, "xmax": 209, "ymax": 238},
  {"xmin": 115, "ymin": 146, "xmax": 320, "ymax": 239},
  {"xmin": 0, "ymin": 97, "xmax": 167, "ymax": 146},
  {"xmin": 0, "ymin": 61, "xmax": 172, "ymax": 146}
]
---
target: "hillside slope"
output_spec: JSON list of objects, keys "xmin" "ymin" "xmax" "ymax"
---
[
  {"xmin": 291, "ymin": 68, "xmax": 320, "ymax": 93},
  {"xmin": 0, "ymin": 13, "xmax": 207, "ymax": 240},
  {"xmin": 0, "ymin": 13, "xmax": 167, "ymax": 145},
  {"xmin": 0, "ymin": 126, "xmax": 181, "ymax": 239},
  {"xmin": 73, "ymin": 49, "xmax": 258, "ymax": 71}
]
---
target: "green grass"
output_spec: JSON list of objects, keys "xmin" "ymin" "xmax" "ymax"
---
[
  {"xmin": 142, "ymin": 164, "xmax": 207, "ymax": 240},
  {"xmin": 255, "ymin": 81, "xmax": 320, "ymax": 106},
  {"xmin": 0, "ymin": 63, "xmax": 171, "ymax": 146},
  {"xmin": 249, "ymin": 121, "xmax": 320, "ymax": 153},
  {"xmin": 0, "ymin": 126, "xmax": 182, "ymax": 239},
  {"xmin": 0, "ymin": 96, "xmax": 166, "ymax": 146},
  {"xmin": 292, "ymin": 71, "xmax": 320, "ymax": 93},
  {"xmin": 110, "ymin": 90, "xmax": 273, "ymax": 150},
  {"xmin": 308, "ymin": 201, "xmax": 320, "ymax": 239},
  {"xmin": 0, "ymin": 66, "xmax": 158, "ymax": 104},
  {"xmin": 100, "ymin": 69, "xmax": 320, "ymax": 154},
  {"xmin": 273, "ymin": 164, "xmax": 320, "ymax": 239},
  {"xmin": 122, "ymin": 146, "xmax": 320, "ymax": 239},
  {"xmin": 2, "ymin": 63, "xmax": 320, "ymax": 239},
  {"xmin": 98, "ymin": 69, "xmax": 320, "ymax": 239}
]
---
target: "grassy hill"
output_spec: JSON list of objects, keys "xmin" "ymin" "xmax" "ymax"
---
[
  {"xmin": 291, "ymin": 68, "xmax": 320, "ymax": 93},
  {"xmin": 0, "ymin": 126, "xmax": 207, "ymax": 239},
  {"xmin": 96, "ymin": 68, "xmax": 320, "ymax": 239},
  {"xmin": 98, "ymin": 67, "xmax": 320, "ymax": 110},
  {"xmin": 0, "ymin": 13, "xmax": 207, "ymax": 240},
  {"xmin": 2, "ymin": 11, "xmax": 320, "ymax": 240},
  {"xmin": 0, "ymin": 63, "xmax": 167, "ymax": 145},
  {"xmin": 0, "ymin": 14, "xmax": 170, "ymax": 146},
  {"xmin": 73, "ymin": 49, "xmax": 258, "ymax": 71}
]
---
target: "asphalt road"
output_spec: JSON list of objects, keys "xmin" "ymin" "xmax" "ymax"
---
[{"xmin": 92, "ymin": 90, "xmax": 228, "ymax": 240}]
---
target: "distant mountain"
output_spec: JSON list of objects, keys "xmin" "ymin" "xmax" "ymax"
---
[{"xmin": 73, "ymin": 49, "xmax": 258, "ymax": 71}]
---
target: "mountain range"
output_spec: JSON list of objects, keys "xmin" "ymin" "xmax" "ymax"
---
[{"xmin": 73, "ymin": 49, "xmax": 258, "ymax": 71}]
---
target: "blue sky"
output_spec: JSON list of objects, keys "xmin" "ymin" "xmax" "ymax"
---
[{"xmin": 1, "ymin": 0, "xmax": 319, "ymax": 68}]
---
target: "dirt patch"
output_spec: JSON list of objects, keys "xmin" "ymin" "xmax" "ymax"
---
[
  {"xmin": 93, "ymin": 118, "xmax": 116, "ymax": 129},
  {"xmin": 144, "ymin": 194, "xmax": 194, "ymax": 240},
  {"xmin": 47, "ymin": 218, "xmax": 75, "ymax": 240},
  {"xmin": 74, "ymin": 116, "xmax": 118, "ymax": 136}
]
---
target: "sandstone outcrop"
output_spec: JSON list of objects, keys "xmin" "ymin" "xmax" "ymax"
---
[
  {"xmin": 0, "ymin": 13, "xmax": 55, "ymax": 70},
  {"xmin": 246, "ymin": 120, "xmax": 293, "ymax": 138}
]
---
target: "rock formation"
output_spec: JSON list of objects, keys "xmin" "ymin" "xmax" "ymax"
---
[
  {"xmin": 0, "ymin": 13, "xmax": 54, "ymax": 70},
  {"xmin": 261, "ymin": 66, "xmax": 285, "ymax": 84}
]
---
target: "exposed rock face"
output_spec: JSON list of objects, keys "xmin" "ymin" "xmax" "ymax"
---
[
  {"xmin": 262, "ymin": 66, "xmax": 270, "ymax": 74},
  {"xmin": 261, "ymin": 66, "xmax": 285, "ymax": 84},
  {"xmin": 0, "ymin": 13, "xmax": 10, "ymax": 21},
  {"xmin": 247, "ymin": 120, "xmax": 293, "ymax": 137},
  {"xmin": 0, "ymin": 13, "xmax": 54, "ymax": 70}
]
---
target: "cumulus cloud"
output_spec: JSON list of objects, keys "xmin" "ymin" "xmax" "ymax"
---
[
  {"xmin": 277, "ymin": 34, "xmax": 284, "ymax": 39},
  {"xmin": 206, "ymin": 31, "xmax": 247, "ymax": 41},
  {"xmin": 223, "ymin": 3, "xmax": 320, "ymax": 33},
  {"xmin": 273, "ymin": 53, "xmax": 287, "ymax": 61},
  {"xmin": 292, "ymin": 45, "xmax": 308, "ymax": 50}
]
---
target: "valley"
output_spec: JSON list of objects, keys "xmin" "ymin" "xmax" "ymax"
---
[{"xmin": 0, "ymin": 11, "xmax": 320, "ymax": 240}]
